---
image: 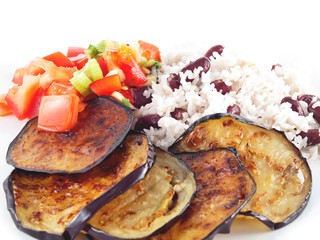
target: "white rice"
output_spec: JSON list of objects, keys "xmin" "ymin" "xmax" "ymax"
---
[{"xmin": 134, "ymin": 45, "xmax": 319, "ymax": 161}]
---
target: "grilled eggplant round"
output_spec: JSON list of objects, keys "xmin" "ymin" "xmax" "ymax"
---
[
  {"xmin": 85, "ymin": 147, "xmax": 197, "ymax": 239},
  {"xmin": 3, "ymin": 131, "xmax": 155, "ymax": 240},
  {"xmin": 6, "ymin": 96, "xmax": 133, "ymax": 173},
  {"xmin": 169, "ymin": 113, "xmax": 312, "ymax": 230},
  {"xmin": 146, "ymin": 148, "xmax": 256, "ymax": 240}
]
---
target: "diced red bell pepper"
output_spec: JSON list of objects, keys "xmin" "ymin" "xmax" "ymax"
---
[
  {"xmin": 90, "ymin": 74, "xmax": 122, "ymax": 96},
  {"xmin": 37, "ymin": 94, "xmax": 79, "ymax": 132},
  {"xmin": 5, "ymin": 75, "xmax": 40, "ymax": 120},
  {"xmin": 138, "ymin": 40, "xmax": 161, "ymax": 61},
  {"xmin": 104, "ymin": 49, "xmax": 120, "ymax": 72},
  {"xmin": 97, "ymin": 58, "xmax": 108, "ymax": 77},
  {"xmin": 118, "ymin": 44, "xmax": 148, "ymax": 86},
  {"xmin": 0, "ymin": 94, "xmax": 12, "ymax": 116},
  {"xmin": 43, "ymin": 51, "xmax": 75, "ymax": 68}
]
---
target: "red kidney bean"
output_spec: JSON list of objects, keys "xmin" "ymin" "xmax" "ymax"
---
[
  {"xmin": 280, "ymin": 96, "xmax": 304, "ymax": 116},
  {"xmin": 227, "ymin": 104, "xmax": 241, "ymax": 115},
  {"xmin": 181, "ymin": 57, "xmax": 211, "ymax": 82},
  {"xmin": 297, "ymin": 94, "xmax": 320, "ymax": 105},
  {"xmin": 205, "ymin": 45, "xmax": 224, "ymax": 60},
  {"xmin": 170, "ymin": 108, "xmax": 187, "ymax": 120},
  {"xmin": 167, "ymin": 73, "xmax": 181, "ymax": 91},
  {"xmin": 211, "ymin": 79, "xmax": 232, "ymax": 95},
  {"xmin": 130, "ymin": 87, "xmax": 152, "ymax": 108},
  {"xmin": 134, "ymin": 114, "xmax": 161, "ymax": 131},
  {"xmin": 299, "ymin": 129, "xmax": 320, "ymax": 146},
  {"xmin": 271, "ymin": 63, "xmax": 282, "ymax": 71},
  {"xmin": 307, "ymin": 101, "xmax": 320, "ymax": 123}
]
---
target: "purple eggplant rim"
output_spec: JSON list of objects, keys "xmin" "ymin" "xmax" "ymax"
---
[
  {"xmin": 6, "ymin": 96, "xmax": 134, "ymax": 174},
  {"xmin": 3, "ymin": 131, "xmax": 155, "ymax": 240},
  {"xmin": 84, "ymin": 146, "xmax": 198, "ymax": 240},
  {"xmin": 169, "ymin": 112, "xmax": 312, "ymax": 230},
  {"xmin": 175, "ymin": 147, "xmax": 257, "ymax": 239}
]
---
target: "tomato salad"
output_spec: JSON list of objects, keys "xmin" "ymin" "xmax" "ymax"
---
[{"xmin": 0, "ymin": 40, "xmax": 161, "ymax": 132}]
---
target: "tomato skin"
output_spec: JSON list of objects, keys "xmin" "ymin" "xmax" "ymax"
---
[
  {"xmin": 28, "ymin": 88, "xmax": 46, "ymax": 119},
  {"xmin": 12, "ymin": 64, "xmax": 44, "ymax": 85},
  {"xmin": 5, "ymin": 75, "xmax": 40, "ymax": 120},
  {"xmin": 67, "ymin": 47, "xmax": 85, "ymax": 58},
  {"xmin": 90, "ymin": 74, "xmax": 122, "ymax": 96},
  {"xmin": 68, "ymin": 54, "xmax": 88, "ymax": 70},
  {"xmin": 37, "ymin": 94, "xmax": 79, "ymax": 132},
  {"xmin": 43, "ymin": 51, "xmax": 75, "ymax": 68},
  {"xmin": 138, "ymin": 40, "xmax": 161, "ymax": 61},
  {"xmin": 0, "ymin": 94, "xmax": 12, "ymax": 116}
]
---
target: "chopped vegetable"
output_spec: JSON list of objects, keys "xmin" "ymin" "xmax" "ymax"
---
[
  {"xmin": 88, "ymin": 59, "xmax": 104, "ymax": 81},
  {"xmin": 37, "ymin": 94, "xmax": 79, "ymax": 132},
  {"xmin": 70, "ymin": 72, "xmax": 92, "ymax": 97},
  {"xmin": 90, "ymin": 74, "xmax": 122, "ymax": 96},
  {"xmin": 6, "ymin": 75, "xmax": 40, "ymax": 120},
  {"xmin": 43, "ymin": 51, "xmax": 75, "ymax": 68},
  {"xmin": 1, "ymin": 38, "xmax": 162, "ymax": 132},
  {"xmin": 0, "ymin": 94, "xmax": 12, "ymax": 116},
  {"xmin": 138, "ymin": 40, "xmax": 161, "ymax": 61}
]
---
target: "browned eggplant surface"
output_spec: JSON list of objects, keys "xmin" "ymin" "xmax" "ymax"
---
[
  {"xmin": 4, "ymin": 131, "xmax": 154, "ymax": 240},
  {"xmin": 6, "ymin": 96, "xmax": 133, "ymax": 173},
  {"xmin": 169, "ymin": 114, "xmax": 312, "ymax": 229},
  {"xmin": 86, "ymin": 147, "xmax": 197, "ymax": 239},
  {"xmin": 144, "ymin": 148, "xmax": 255, "ymax": 240}
]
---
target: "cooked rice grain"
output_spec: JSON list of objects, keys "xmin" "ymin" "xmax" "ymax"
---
[{"xmin": 134, "ymin": 46, "xmax": 319, "ymax": 161}]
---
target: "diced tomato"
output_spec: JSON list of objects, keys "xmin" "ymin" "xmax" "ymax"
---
[
  {"xmin": 46, "ymin": 81, "xmax": 79, "ymax": 96},
  {"xmin": 67, "ymin": 47, "xmax": 85, "ymax": 58},
  {"xmin": 78, "ymin": 102, "xmax": 88, "ymax": 112},
  {"xmin": 5, "ymin": 75, "xmax": 40, "ymax": 120},
  {"xmin": 68, "ymin": 54, "xmax": 88, "ymax": 70},
  {"xmin": 138, "ymin": 40, "xmax": 161, "ymax": 61},
  {"xmin": 37, "ymin": 94, "xmax": 79, "ymax": 132},
  {"xmin": 28, "ymin": 87, "xmax": 46, "ymax": 119},
  {"xmin": 12, "ymin": 64, "xmax": 44, "ymax": 85},
  {"xmin": 90, "ymin": 74, "xmax": 122, "ymax": 96},
  {"xmin": 118, "ymin": 89, "xmax": 134, "ymax": 104},
  {"xmin": 118, "ymin": 44, "xmax": 148, "ymax": 86},
  {"xmin": 96, "ymin": 58, "xmax": 108, "ymax": 77},
  {"xmin": 104, "ymin": 49, "xmax": 120, "ymax": 72},
  {"xmin": 0, "ymin": 94, "xmax": 12, "ymax": 116},
  {"xmin": 43, "ymin": 51, "xmax": 75, "ymax": 68},
  {"xmin": 33, "ymin": 58, "xmax": 75, "ymax": 90}
]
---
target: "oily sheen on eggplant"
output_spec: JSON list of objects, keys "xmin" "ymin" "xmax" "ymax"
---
[
  {"xmin": 169, "ymin": 113, "xmax": 312, "ymax": 230},
  {"xmin": 144, "ymin": 148, "xmax": 256, "ymax": 240},
  {"xmin": 3, "ymin": 131, "xmax": 155, "ymax": 240},
  {"xmin": 85, "ymin": 147, "xmax": 197, "ymax": 239},
  {"xmin": 6, "ymin": 96, "xmax": 133, "ymax": 173}
]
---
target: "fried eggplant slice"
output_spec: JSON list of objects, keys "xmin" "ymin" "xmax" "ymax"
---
[
  {"xmin": 3, "ymin": 131, "xmax": 155, "ymax": 240},
  {"xmin": 169, "ymin": 113, "xmax": 312, "ymax": 229},
  {"xmin": 85, "ymin": 147, "xmax": 197, "ymax": 239},
  {"xmin": 7, "ymin": 96, "xmax": 133, "ymax": 173},
  {"xmin": 145, "ymin": 148, "xmax": 256, "ymax": 240}
]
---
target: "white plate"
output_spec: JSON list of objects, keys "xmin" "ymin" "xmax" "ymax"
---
[{"xmin": 1, "ymin": 0, "xmax": 320, "ymax": 239}]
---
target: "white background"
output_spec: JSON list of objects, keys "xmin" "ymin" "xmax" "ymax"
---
[{"xmin": 0, "ymin": 0, "xmax": 320, "ymax": 239}]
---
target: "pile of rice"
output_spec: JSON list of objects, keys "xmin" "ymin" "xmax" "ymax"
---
[{"xmin": 134, "ymin": 45, "xmax": 319, "ymax": 161}]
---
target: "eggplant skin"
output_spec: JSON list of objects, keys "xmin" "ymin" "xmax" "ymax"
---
[
  {"xmin": 3, "ymin": 131, "xmax": 155, "ymax": 240},
  {"xmin": 169, "ymin": 113, "xmax": 312, "ymax": 230},
  {"xmin": 145, "ymin": 148, "xmax": 256, "ymax": 240},
  {"xmin": 6, "ymin": 96, "xmax": 133, "ymax": 173},
  {"xmin": 85, "ymin": 147, "xmax": 197, "ymax": 240}
]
